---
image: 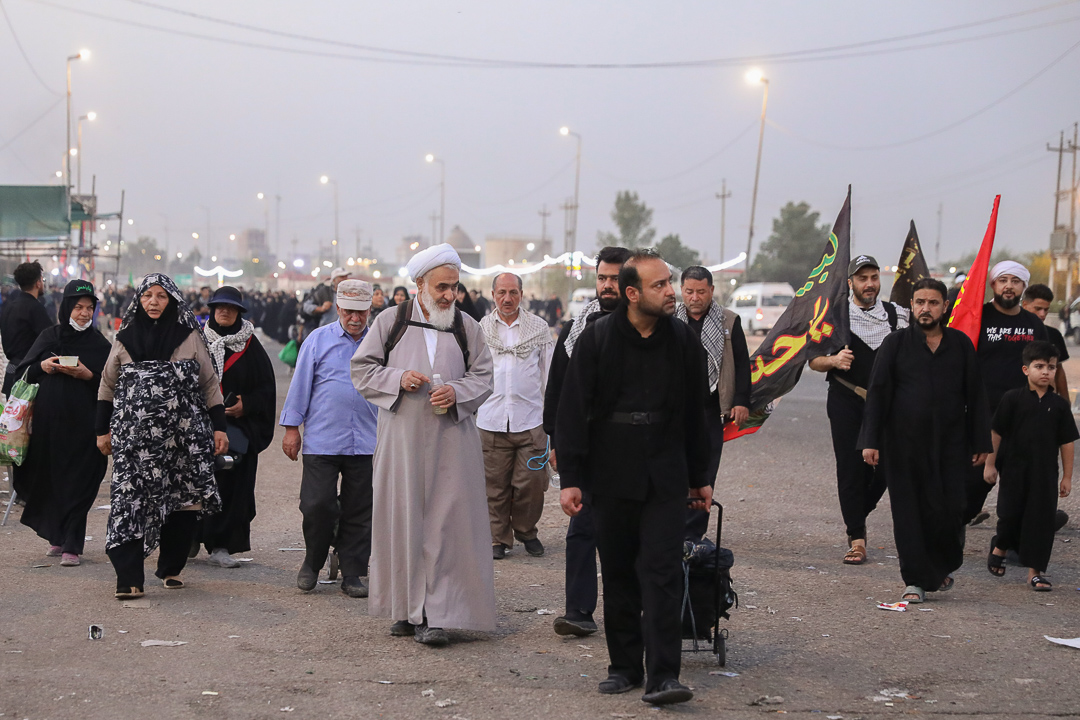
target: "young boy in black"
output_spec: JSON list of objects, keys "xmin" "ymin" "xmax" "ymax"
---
[{"xmin": 987, "ymin": 341, "xmax": 1077, "ymax": 591}]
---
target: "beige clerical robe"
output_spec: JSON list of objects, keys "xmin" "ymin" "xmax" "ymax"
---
[{"xmin": 351, "ymin": 302, "xmax": 496, "ymax": 631}]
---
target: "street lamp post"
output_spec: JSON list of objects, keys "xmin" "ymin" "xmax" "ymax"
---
[
  {"xmin": 744, "ymin": 69, "xmax": 769, "ymax": 276},
  {"xmin": 65, "ymin": 49, "xmax": 89, "ymax": 192},
  {"xmin": 559, "ymin": 127, "xmax": 582, "ymax": 255},
  {"xmin": 320, "ymin": 176, "xmax": 339, "ymax": 264},
  {"xmin": 425, "ymin": 154, "xmax": 445, "ymax": 244},
  {"xmin": 77, "ymin": 111, "xmax": 96, "ymax": 194}
]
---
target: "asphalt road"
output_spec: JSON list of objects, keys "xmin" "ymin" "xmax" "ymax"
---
[{"xmin": 2, "ymin": 331, "xmax": 1079, "ymax": 720}]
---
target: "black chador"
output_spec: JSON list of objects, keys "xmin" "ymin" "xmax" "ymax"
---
[
  {"xmin": 15, "ymin": 281, "xmax": 112, "ymax": 556},
  {"xmin": 858, "ymin": 323, "xmax": 992, "ymax": 592}
]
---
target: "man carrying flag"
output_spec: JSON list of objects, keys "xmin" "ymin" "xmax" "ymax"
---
[{"xmin": 809, "ymin": 255, "xmax": 908, "ymax": 565}]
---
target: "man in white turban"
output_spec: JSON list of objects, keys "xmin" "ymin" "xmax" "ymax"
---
[
  {"xmin": 964, "ymin": 259, "xmax": 1049, "ymax": 526},
  {"xmin": 351, "ymin": 243, "xmax": 496, "ymax": 646}
]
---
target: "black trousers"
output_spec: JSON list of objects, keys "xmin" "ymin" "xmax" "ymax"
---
[
  {"xmin": 593, "ymin": 490, "xmax": 684, "ymax": 692},
  {"xmin": 686, "ymin": 403, "xmax": 725, "ymax": 540},
  {"xmin": 962, "ymin": 464, "xmax": 995, "ymax": 525},
  {"xmin": 995, "ymin": 471, "xmax": 1058, "ymax": 572},
  {"xmin": 827, "ymin": 389, "xmax": 887, "ymax": 541},
  {"xmin": 299, "ymin": 454, "xmax": 373, "ymax": 578},
  {"xmin": 107, "ymin": 511, "xmax": 198, "ymax": 589},
  {"xmin": 564, "ymin": 492, "xmax": 597, "ymax": 617}
]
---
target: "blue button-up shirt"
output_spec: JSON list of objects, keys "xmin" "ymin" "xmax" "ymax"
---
[{"xmin": 279, "ymin": 321, "xmax": 378, "ymax": 456}]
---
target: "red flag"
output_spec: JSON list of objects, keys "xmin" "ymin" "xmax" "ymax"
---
[{"xmin": 947, "ymin": 195, "xmax": 1000, "ymax": 348}]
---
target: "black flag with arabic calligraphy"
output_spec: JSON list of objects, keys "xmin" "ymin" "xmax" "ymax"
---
[
  {"xmin": 725, "ymin": 187, "xmax": 852, "ymax": 441},
  {"xmin": 889, "ymin": 220, "xmax": 930, "ymax": 308}
]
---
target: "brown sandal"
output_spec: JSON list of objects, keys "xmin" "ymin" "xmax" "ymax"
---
[{"xmin": 843, "ymin": 544, "xmax": 867, "ymax": 565}]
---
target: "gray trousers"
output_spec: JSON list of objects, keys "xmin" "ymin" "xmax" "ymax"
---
[{"xmin": 300, "ymin": 454, "xmax": 373, "ymax": 578}]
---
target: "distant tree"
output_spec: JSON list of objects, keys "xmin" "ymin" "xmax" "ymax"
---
[
  {"xmin": 748, "ymin": 202, "xmax": 831, "ymax": 287},
  {"xmin": 119, "ymin": 236, "xmax": 167, "ymax": 279},
  {"xmin": 597, "ymin": 191, "xmax": 656, "ymax": 249},
  {"xmin": 654, "ymin": 234, "xmax": 700, "ymax": 271}
]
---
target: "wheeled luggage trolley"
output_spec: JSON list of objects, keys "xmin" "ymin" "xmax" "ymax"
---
[{"xmin": 681, "ymin": 500, "xmax": 737, "ymax": 666}]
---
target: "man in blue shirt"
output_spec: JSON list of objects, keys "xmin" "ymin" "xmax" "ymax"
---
[{"xmin": 280, "ymin": 279, "xmax": 378, "ymax": 598}]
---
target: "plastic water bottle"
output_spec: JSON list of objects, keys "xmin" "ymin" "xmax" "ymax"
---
[{"xmin": 431, "ymin": 373, "xmax": 448, "ymax": 415}]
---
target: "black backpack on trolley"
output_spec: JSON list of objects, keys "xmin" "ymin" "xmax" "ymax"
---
[{"xmin": 681, "ymin": 501, "xmax": 737, "ymax": 666}]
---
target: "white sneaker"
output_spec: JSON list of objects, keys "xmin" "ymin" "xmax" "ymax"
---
[{"xmin": 207, "ymin": 548, "xmax": 240, "ymax": 568}]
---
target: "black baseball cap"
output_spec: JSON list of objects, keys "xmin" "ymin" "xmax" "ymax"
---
[{"xmin": 848, "ymin": 255, "xmax": 879, "ymax": 276}]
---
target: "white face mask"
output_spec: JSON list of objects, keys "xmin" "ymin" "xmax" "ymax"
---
[{"xmin": 69, "ymin": 316, "xmax": 92, "ymax": 332}]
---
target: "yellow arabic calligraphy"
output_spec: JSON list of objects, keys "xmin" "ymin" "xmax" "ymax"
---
[
  {"xmin": 795, "ymin": 232, "xmax": 838, "ymax": 297},
  {"xmin": 750, "ymin": 296, "xmax": 835, "ymax": 383}
]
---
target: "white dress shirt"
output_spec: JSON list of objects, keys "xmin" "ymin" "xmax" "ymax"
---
[{"xmin": 476, "ymin": 313, "xmax": 553, "ymax": 433}]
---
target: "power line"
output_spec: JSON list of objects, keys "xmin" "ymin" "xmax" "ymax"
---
[
  {"xmin": 0, "ymin": 0, "xmax": 62, "ymax": 95},
  {"xmin": 0, "ymin": 96, "xmax": 64, "ymax": 152},
  {"xmin": 765, "ymin": 36, "xmax": 1080, "ymax": 151},
  {"xmin": 24, "ymin": 0, "xmax": 1080, "ymax": 70}
]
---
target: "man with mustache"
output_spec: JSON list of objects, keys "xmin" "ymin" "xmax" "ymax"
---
[
  {"xmin": 859, "ymin": 278, "xmax": 991, "ymax": 603},
  {"xmin": 556, "ymin": 249, "xmax": 710, "ymax": 705},
  {"xmin": 808, "ymin": 256, "xmax": 908, "ymax": 565},
  {"xmin": 964, "ymin": 261, "xmax": 1048, "ymax": 526},
  {"xmin": 351, "ymin": 244, "xmax": 495, "ymax": 647},
  {"xmin": 543, "ymin": 245, "xmax": 631, "ymax": 637}
]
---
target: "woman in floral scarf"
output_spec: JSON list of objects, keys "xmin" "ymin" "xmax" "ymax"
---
[{"xmin": 96, "ymin": 273, "xmax": 228, "ymax": 599}]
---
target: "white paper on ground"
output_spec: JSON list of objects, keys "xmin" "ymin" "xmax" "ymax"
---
[
  {"xmin": 1045, "ymin": 636, "xmax": 1080, "ymax": 649},
  {"xmin": 140, "ymin": 639, "xmax": 188, "ymax": 647}
]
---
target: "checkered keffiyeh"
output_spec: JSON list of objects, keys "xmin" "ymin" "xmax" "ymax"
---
[
  {"xmin": 676, "ymin": 301, "xmax": 725, "ymax": 393},
  {"xmin": 564, "ymin": 299, "xmax": 602, "ymax": 359},
  {"xmin": 850, "ymin": 297, "xmax": 908, "ymax": 350}
]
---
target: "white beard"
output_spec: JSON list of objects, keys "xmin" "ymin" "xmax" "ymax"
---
[{"xmin": 421, "ymin": 285, "xmax": 456, "ymax": 330}]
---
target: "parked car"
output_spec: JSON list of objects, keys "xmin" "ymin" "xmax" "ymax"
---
[
  {"xmin": 565, "ymin": 287, "xmax": 596, "ymax": 321},
  {"xmin": 726, "ymin": 282, "xmax": 796, "ymax": 334}
]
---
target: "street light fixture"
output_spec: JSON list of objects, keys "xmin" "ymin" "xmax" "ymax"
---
[
  {"xmin": 320, "ymin": 175, "xmax": 339, "ymax": 264},
  {"xmin": 425, "ymin": 154, "xmax": 445, "ymax": 244},
  {"xmin": 559, "ymin": 126, "xmax": 582, "ymax": 255},
  {"xmin": 65, "ymin": 50, "xmax": 89, "ymax": 192},
  {"xmin": 744, "ymin": 68, "xmax": 770, "ymax": 275},
  {"xmin": 77, "ymin": 111, "xmax": 96, "ymax": 194}
]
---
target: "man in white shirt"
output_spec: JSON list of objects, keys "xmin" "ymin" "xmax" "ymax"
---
[{"xmin": 477, "ymin": 272, "xmax": 555, "ymax": 559}]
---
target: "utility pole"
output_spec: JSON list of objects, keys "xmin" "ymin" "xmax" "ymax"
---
[
  {"xmin": 715, "ymin": 179, "xmax": 732, "ymax": 262},
  {"xmin": 1047, "ymin": 125, "xmax": 1079, "ymax": 299},
  {"xmin": 935, "ymin": 202, "xmax": 943, "ymax": 266},
  {"xmin": 539, "ymin": 204, "xmax": 550, "ymax": 245},
  {"xmin": 560, "ymin": 199, "xmax": 574, "ymax": 256},
  {"xmin": 429, "ymin": 211, "xmax": 438, "ymax": 249}
]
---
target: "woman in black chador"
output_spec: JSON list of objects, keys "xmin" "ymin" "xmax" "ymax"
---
[
  {"xmin": 14, "ymin": 280, "xmax": 111, "ymax": 567},
  {"xmin": 194, "ymin": 286, "xmax": 277, "ymax": 568},
  {"xmin": 96, "ymin": 273, "xmax": 229, "ymax": 599}
]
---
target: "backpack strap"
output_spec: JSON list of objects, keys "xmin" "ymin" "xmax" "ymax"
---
[
  {"xmin": 883, "ymin": 301, "xmax": 898, "ymax": 332},
  {"xmin": 381, "ymin": 299, "xmax": 471, "ymax": 371}
]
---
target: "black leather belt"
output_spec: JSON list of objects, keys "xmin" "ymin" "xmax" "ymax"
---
[{"xmin": 608, "ymin": 411, "xmax": 669, "ymax": 426}]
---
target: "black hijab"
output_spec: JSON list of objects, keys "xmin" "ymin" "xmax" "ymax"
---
[
  {"xmin": 15, "ymin": 279, "xmax": 111, "ymax": 378},
  {"xmin": 116, "ymin": 274, "xmax": 197, "ymax": 362}
]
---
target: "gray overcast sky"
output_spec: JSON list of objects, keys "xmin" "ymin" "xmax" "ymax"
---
[{"xmin": 3, "ymin": 0, "xmax": 1079, "ymax": 270}]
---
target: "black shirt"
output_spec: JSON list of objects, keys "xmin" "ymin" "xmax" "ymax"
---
[
  {"xmin": 1047, "ymin": 325, "xmax": 1070, "ymax": 363},
  {"xmin": 977, "ymin": 302, "xmax": 1047, "ymax": 412},
  {"xmin": 685, "ymin": 310, "xmax": 752, "ymax": 407},
  {"xmin": 0, "ymin": 289, "xmax": 54, "ymax": 393},
  {"xmin": 993, "ymin": 386, "xmax": 1079, "ymax": 481}
]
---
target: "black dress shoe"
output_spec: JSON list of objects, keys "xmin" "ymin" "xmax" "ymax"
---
[
  {"xmin": 553, "ymin": 614, "xmax": 598, "ymax": 636},
  {"xmin": 390, "ymin": 620, "xmax": 415, "ymax": 636},
  {"xmin": 296, "ymin": 562, "xmax": 318, "ymax": 591},
  {"xmin": 523, "ymin": 538, "xmax": 545, "ymax": 557},
  {"xmin": 642, "ymin": 679, "xmax": 694, "ymax": 705},
  {"xmin": 492, "ymin": 543, "xmax": 507, "ymax": 560},
  {"xmin": 598, "ymin": 675, "xmax": 642, "ymax": 695},
  {"xmin": 341, "ymin": 576, "xmax": 368, "ymax": 598}
]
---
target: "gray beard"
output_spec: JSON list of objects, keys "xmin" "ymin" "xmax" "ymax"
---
[{"xmin": 421, "ymin": 287, "xmax": 456, "ymax": 330}]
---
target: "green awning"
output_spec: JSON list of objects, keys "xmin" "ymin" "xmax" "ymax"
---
[{"xmin": 0, "ymin": 185, "xmax": 69, "ymax": 241}]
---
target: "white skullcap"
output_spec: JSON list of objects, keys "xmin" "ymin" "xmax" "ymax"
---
[
  {"xmin": 989, "ymin": 260, "xmax": 1030, "ymax": 286},
  {"xmin": 407, "ymin": 243, "xmax": 461, "ymax": 281}
]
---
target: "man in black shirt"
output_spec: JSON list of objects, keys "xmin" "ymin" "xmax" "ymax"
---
[
  {"xmin": 965, "ymin": 261, "xmax": 1048, "ymax": 525},
  {"xmin": 808, "ymin": 256, "xmax": 908, "ymax": 565},
  {"xmin": 556, "ymin": 249, "xmax": 710, "ymax": 705},
  {"xmin": 675, "ymin": 265, "xmax": 750, "ymax": 539},
  {"xmin": 0, "ymin": 261, "xmax": 53, "ymax": 395},
  {"xmin": 1021, "ymin": 284, "xmax": 1069, "ymax": 397},
  {"xmin": 543, "ymin": 246, "xmax": 630, "ymax": 637}
]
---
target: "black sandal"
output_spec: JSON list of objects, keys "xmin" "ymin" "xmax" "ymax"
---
[
  {"xmin": 987, "ymin": 537, "xmax": 1006, "ymax": 577},
  {"xmin": 1030, "ymin": 575, "xmax": 1052, "ymax": 592}
]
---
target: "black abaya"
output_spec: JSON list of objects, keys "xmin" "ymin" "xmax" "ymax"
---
[
  {"xmin": 858, "ymin": 325, "xmax": 992, "ymax": 591},
  {"xmin": 14, "ymin": 297, "xmax": 112, "ymax": 554},
  {"xmin": 198, "ymin": 323, "xmax": 277, "ymax": 554}
]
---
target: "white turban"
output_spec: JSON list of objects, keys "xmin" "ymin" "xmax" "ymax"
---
[
  {"xmin": 989, "ymin": 260, "xmax": 1030, "ymax": 286},
  {"xmin": 407, "ymin": 243, "xmax": 461, "ymax": 281}
]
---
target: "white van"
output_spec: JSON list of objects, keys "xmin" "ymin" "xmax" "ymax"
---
[
  {"xmin": 726, "ymin": 282, "xmax": 796, "ymax": 334},
  {"xmin": 566, "ymin": 287, "xmax": 596, "ymax": 321}
]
